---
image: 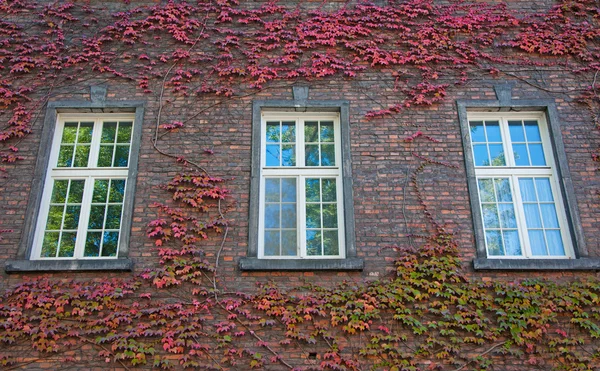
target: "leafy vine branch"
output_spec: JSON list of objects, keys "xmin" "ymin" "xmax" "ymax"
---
[{"xmin": 1, "ymin": 0, "xmax": 600, "ymax": 370}]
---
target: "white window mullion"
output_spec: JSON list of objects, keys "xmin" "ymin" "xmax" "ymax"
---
[
  {"xmin": 511, "ymin": 175, "xmax": 532, "ymax": 258},
  {"xmin": 73, "ymin": 176, "xmax": 94, "ymax": 258},
  {"xmin": 297, "ymin": 118, "xmax": 305, "ymax": 167},
  {"xmin": 298, "ymin": 175, "xmax": 307, "ymax": 258},
  {"xmin": 87, "ymin": 118, "xmax": 103, "ymax": 168}
]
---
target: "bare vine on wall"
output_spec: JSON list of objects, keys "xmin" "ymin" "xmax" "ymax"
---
[{"xmin": 0, "ymin": 0, "xmax": 600, "ymax": 370}]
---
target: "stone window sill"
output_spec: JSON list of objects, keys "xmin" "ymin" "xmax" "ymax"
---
[
  {"xmin": 473, "ymin": 258, "xmax": 600, "ymax": 271},
  {"xmin": 5, "ymin": 259, "xmax": 133, "ymax": 273},
  {"xmin": 239, "ymin": 257, "xmax": 364, "ymax": 271}
]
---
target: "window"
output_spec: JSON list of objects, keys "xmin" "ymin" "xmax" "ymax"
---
[
  {"xmin": 31, "ymin": 114, "xmax": 135, "ymax": 260},
  {"xmin": 467, "ymin": 112, "xmax": 574, "ymax": 259},
  {"xmin": 259, "ymin": 113, "xmax": 345, "ymax": 259},
  {"xmin": 240, "ymin": 97, "xmax": 362, "ymax": 271}
]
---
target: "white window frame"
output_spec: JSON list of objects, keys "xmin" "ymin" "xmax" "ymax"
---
[
  {"xmin": 31, "ymin": 113, "xmax": 135, "ymax": 260},
  {"xmin": 469, "ymin": 112, "xmax": 574, "ymax": 259},
  {"xmin": 257, "ymin": 112, "xmax": 346, "ymax": 259}
]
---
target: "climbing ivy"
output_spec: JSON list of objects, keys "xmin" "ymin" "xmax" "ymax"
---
[{"xmin": 0, "ymin": 0, "xmax": 600, "ymax": 369}]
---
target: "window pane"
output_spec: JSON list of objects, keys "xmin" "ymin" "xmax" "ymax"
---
[
  {"xmin": 265, "ymin": 144, "xmax": 280, "ymax": 166},
  {"xmin": 306, "ymin": 204, "xmax": 321, "ymax": 229},
  {"xmin": 46, "ymin": 206, "xmax": 63, "ymax": 230},
  {"xmin": 508, "ymin": 121, "xmax": 525, "ymax": 142},
  {"xmin": 88, "ymin": 205, "xmax": 105, "ymax": 229},
  {"xmin": 529, "ymin": 230, "xmax": 547, "ymax": 255},
  {"xmin": 63, "ymin": 205, "xmax": 81, "ymax": 229},
  {"xmin": 105, "ymin": 205, "xmax": 122, "ymax": 229},
  {"xmin": 523, "ymin": 204, "xmax": 542, "ymax": 228},
  {"xmin": 488, "ymin": 144, "xmax": 505, "ymax": 166},
  {"xmin": 323, "ymin": 230, "xmax": 339, "ymax": 255},
  {"xmin": 322, "ymin": 179, "xmax": 337, "ymax": 202},
  {"xmin": 281, "ymin": 204, "xmax": 296, "ymax": 229},
  {"xmin": 305, "ymin": 144, "xmax": 319, "ymax": 166},
  {"xmin": 113, "ymin": 145, "xmax": 130, "ymax": 167},
  {"xmin": 322, "ymin": 204, "xmax": 338, "ymax": 228},
  {"xmin": 84, "ymin": 231, "xmax": 102, "ymax": 257},
  {"xmin": 264, "ymin": 204, "xmax": 280, "ymax": 228},
  {"xmin": 281, "ymin": 144, "xmax": 295, "ymax": 166},
  {"xmin": 529, "ymin": 144, "xmax": 546, "ymax": 166},
  {"xmin": 503, "ymin": 230, "xmax": 522, "ymax": 256},
  {"xmin": 264, "ymin": 231, "xmax": 280, "ymax": 256},
  {"xmin": 68, "ymin": 180, "xmax": 85, "ymax": 203},
  {"xmin": 498, "ymin": 204, "xmax": 517, "ymax": 229},
  {"xmin": 61, "ymin": 123, "xmax": 78, "ymax": 143},
  {"xmin": 524, "ymin": 121, "xmax": 541, "ymax": 141},
  {"xmin": 320, "ymin": 122, "xmax": 334, "ymax": 142},
  {"xmin": 98, "ymin": 146, "xmax": 113, "ymax": 167},
  {"xmin": 93, "ymin": 179, "xmax": 109, "ymax": 203},
  {"xmin": 109, "ymin": 179, "xmax": 126, "ymax": 203},
  {"xmin": 281, "ymin": 230, "xmax": 297, "ymax": 256},
  {"xmin": 519, "ymin": 178, "xmax": 536, "ymax": 202},
  {"xmin": 473, "ymin": 144, "xmax": 489, "ymax": 166},
  {"xmin": 321, "ymin": 144, "xmax": 335, "ymax": 166},
  {"xmin": 266, "ymin": 122, "xmax": 280, "ymax": 142},
  {"xmin": 540, "ymin": 204, "xmax": 559, "ymax": 228},
  {"xmin": 469, "ymin": 121, "xmax": 485, "ymax": 142},
  {"xmin": 513, "ymin": 144, "xmax": 529, "ymax": 166},
  {"xmin": 50, "ymin": 180, "xmax": 68, "ymax": 204},
  {"xmin": 265, "ymin": 178, "xmax": 280, "ymax": 202},
  {"xmin": 102, "ymin": 122, "xmax": 117, "ymax": 143},
  {"xmin": 281, "ymin": 178, "xmax": 296, "ymax": 202},
  {"xmin": 485, "ymin": 122, "xmax": 501, "ymax": 142},
  {"xmin": 281, "ymin": 122, "xmax": 295, "ymax": 143},
  {"xmin": 117, "ymin": 122, "xmax": 133, "ymax": 143},
  {"xmin": 306, "ymin": 230, "xmax": 322, "ymax": 256},
  {"xmin": 58, "ymin": 232, "xmax": 76, "ymax": 257},
  {"xmin": 305, "ymin": 122, "xmax": 318, "ymax": 142},
  {"xmin": 78, "ymin": 123, "xmax": 93, "ymax": 143},
  {"xmin": 102, "ymin": 232, "xmax": 119, "ymax": 257},
  {"xmin": 41, "ymin": 232, "xmax": 59, "ymax": 257},
  {"xmin": 305, "ymin": 179, "xmax": 320, "ymax": 202},
  {"xmin": 73, "ymin": 145, "xmax": 91, "ymax": 167},
  {"xmin": 535, "ymin": 178, "xmax": 553, "ymax": 202},
  {"xmin": 57, "ymin": 145, "xmax": 74, "ymax": 167},
  {"xmin": 494, "ymin": 178, "xmax": 512, "ymax": 202},
  {"xmin": 485, "ymin": 231, "xmax": 504, "ymax": 256},
  {"xmin": 482, "ymin": 204, "xmax": 500, "ymax": 229},
  {"xmin": 477, "ymin": 179, "xmax": 495, "ymax": 203},
  {"xmin": 546, "ymin": 230, "xmax": 565, "ymax": 255}
]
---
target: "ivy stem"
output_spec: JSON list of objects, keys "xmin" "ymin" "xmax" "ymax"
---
[{"xmin": 452, "ymin": 341, "xmax": 506, "ymax": 371}]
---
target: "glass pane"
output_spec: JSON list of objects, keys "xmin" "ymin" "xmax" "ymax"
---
[
  {"xmin": 84, "ymin": 231, "xmax": 102, "ymax": 257},
  {"xmin": 113, "ymin": 145, "xmax": 130, "ymax": 167},
  {"xmin": 469, "ymin": 122, "xmax": 485, "ymax": 142},
  {"xmin": 321, "ymin": 144, "xmax": 335, "ymax": 166},
  {"xmin": 485, "ymin": 231, "xmax": 504, "ymax": 256},
  {"xmin": 264, "ymin": 204, "xmax": 280, "ymax": 228},
  {"xmin": 529, "ymin": 230, "xmax": 547, "ymax": 255},
  {"xmin": 513, "ymin": 144, "xmax": 529, "ymax": 166},
  {"xmin": 264, "ymin": 231, "xmax": 279, "ymax": 256},
  {"xmin": 529, "ymin": 144, "xmax": 546, "ymax": 166},
  {"xmin": 57, "ymin": 145, "xmax": 73, "ymax": 167},
  {"xmin": 519, "ymin": 178, "xmax": 536, "ymax": 202},
  {"xmin": 88, "ymin": 205, "xmax": 105, "ymax": 229},
  {"xmin": 322, "ymin": 204, "xmax": 338, "ymax": 228},
  {"xmin": 306, "ymin": 230, "xmax": 321, "ymax": 256},
  {"xmin": 50, "ymin": 180, "xmax": 68, "ymax": 203},
  {"xmin": 46, "ymin": 206, "xmax": 64, "ymax": 230},
  {"xmin": 305, "ymin": 122, "xmax": 318, "ymax": 142},
  {"xmin": 79, "ymin": 123, "xmax": 93, "ymax": 143},
  {"xmin": 117, "ymin": 122, "xmax": 133, "ymax": 143},
  {"xmin": 41, "ymin": 232, "xmax": 59, "ymax": 257},
  {"xmin": 98, "ymin": 146, "xmax": 114, "ymax": 167},
  {"xmin": 61, "ymin": 123, "xmax": 78, "ymax": 143},
  {"xmin": 473, "ymin": 144, "xmax": 489, "ymax": 166},
  {"xmin": 265, "ymin": 178, "xmax": 280, "ymax": 202},
  {"xmin": 524, "ymin": 121, "xmax": 541, "ymax": 141},
  {"xmin": 540, "ymin": 204, "xmax": 559, "ymax": 228},
  {"xmin": 102, "ymin": 122, "xmax": 117, "ymax": 143},
  {"xmin": 323, "ymin": 230, "xmax": 339, "ymax": 255},
  {"xmin": 281, "ymin": 178, "xmax": 296, "ymax": 202},
  {"xmin": 93, "ymin": 180, "xmax": 109, "ymax": 203},
  {"xmin": 58, "ymin": 232, "xmax": 76, "ymax": 257},
  {"xmin": 306, "ymin": 204, "xmax": 321, "ymax": 229},
  {"xmin": 508, "ymin": 121, "xmax": 525, "ymax": 142},
  {"xmin": 320, "ymin": 122, "xmax": 334, "ymax": 142},
  {"xmin": 305, "ymin": 144, "xmax": 319, "ymax": 166},
  {"xmin": 109, "ymin": 179, "xmax": 126, "ymax": 203},
  {"xmin": 69, "ymin": 180, "xmax": 85, "ymax": 203},
  {"xmin": 494, "ymin": 178, "xmax": 512, "ymax": 202},
  {"xmin": 281, "ymin": 122, "xmax": 295, "ymax": 143},
  {"xmin": 281, "ymin": 144, "xmax": 295, "ymax": 167},
  {"xmin": 535, "ymin": 178, "xmax": 553, "ymax": 201},
  {"xmin": 281, "ymin": 204, "xmax": 296, "ymax": 229},
  {"xmin": 102, "ymin": 232, "xmax": 119, "ymax": 257},
  {"xmin": 546, "ymin": 230, "xmax": 565, "ymax": 255},
  {"xmin": 265, "ymin": 144, "xmax": 280, "ymax": 166},
  {"xmin": 63, "ymin": 205, "xmax": 81, "ymax": 229},
  {"xmin": 477, "ymin": 179, "xmax": 495, "ymax": 203},
  {"xmin": 73, "ymin": 145, "xmax": 90, "ymax": 167},
  {"xmin": 524, "ymin": 204, "xmax": 542, "ymax": 228},
  {"xmin": 488, "ymin": 144, "xmax": 505, "ymax": 166},
  {"xmin": 105, "ymin": 205, "xmax": 122, "ymax": 229},
  {"xmin": 485, "ymin": 122, "xmax": 501, "ymax": 142},
  {"xmin": 281, "ymin": 230, "xmax": 297, "ymax": 256},
  {"xmin": 482, "ymin": 204, "xmax": 500, "ymax": 229},
  {"xmin": 503, "ymin": 230, "xmax": 521, "ymax": 256},
  {"xmin": 266, "ymin": 122, "xmax": 280, "ymax": 143},
  {"xmin": 305, "ymin": 179, "xmax": 320, "ymax": 202},
  {"xmin": 498, "ymin": 204, "xmax": 517, "ymax": 228},
  {"xmin": 322, "ymin": 179, "xmax": 337, "ymax": 202}
]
